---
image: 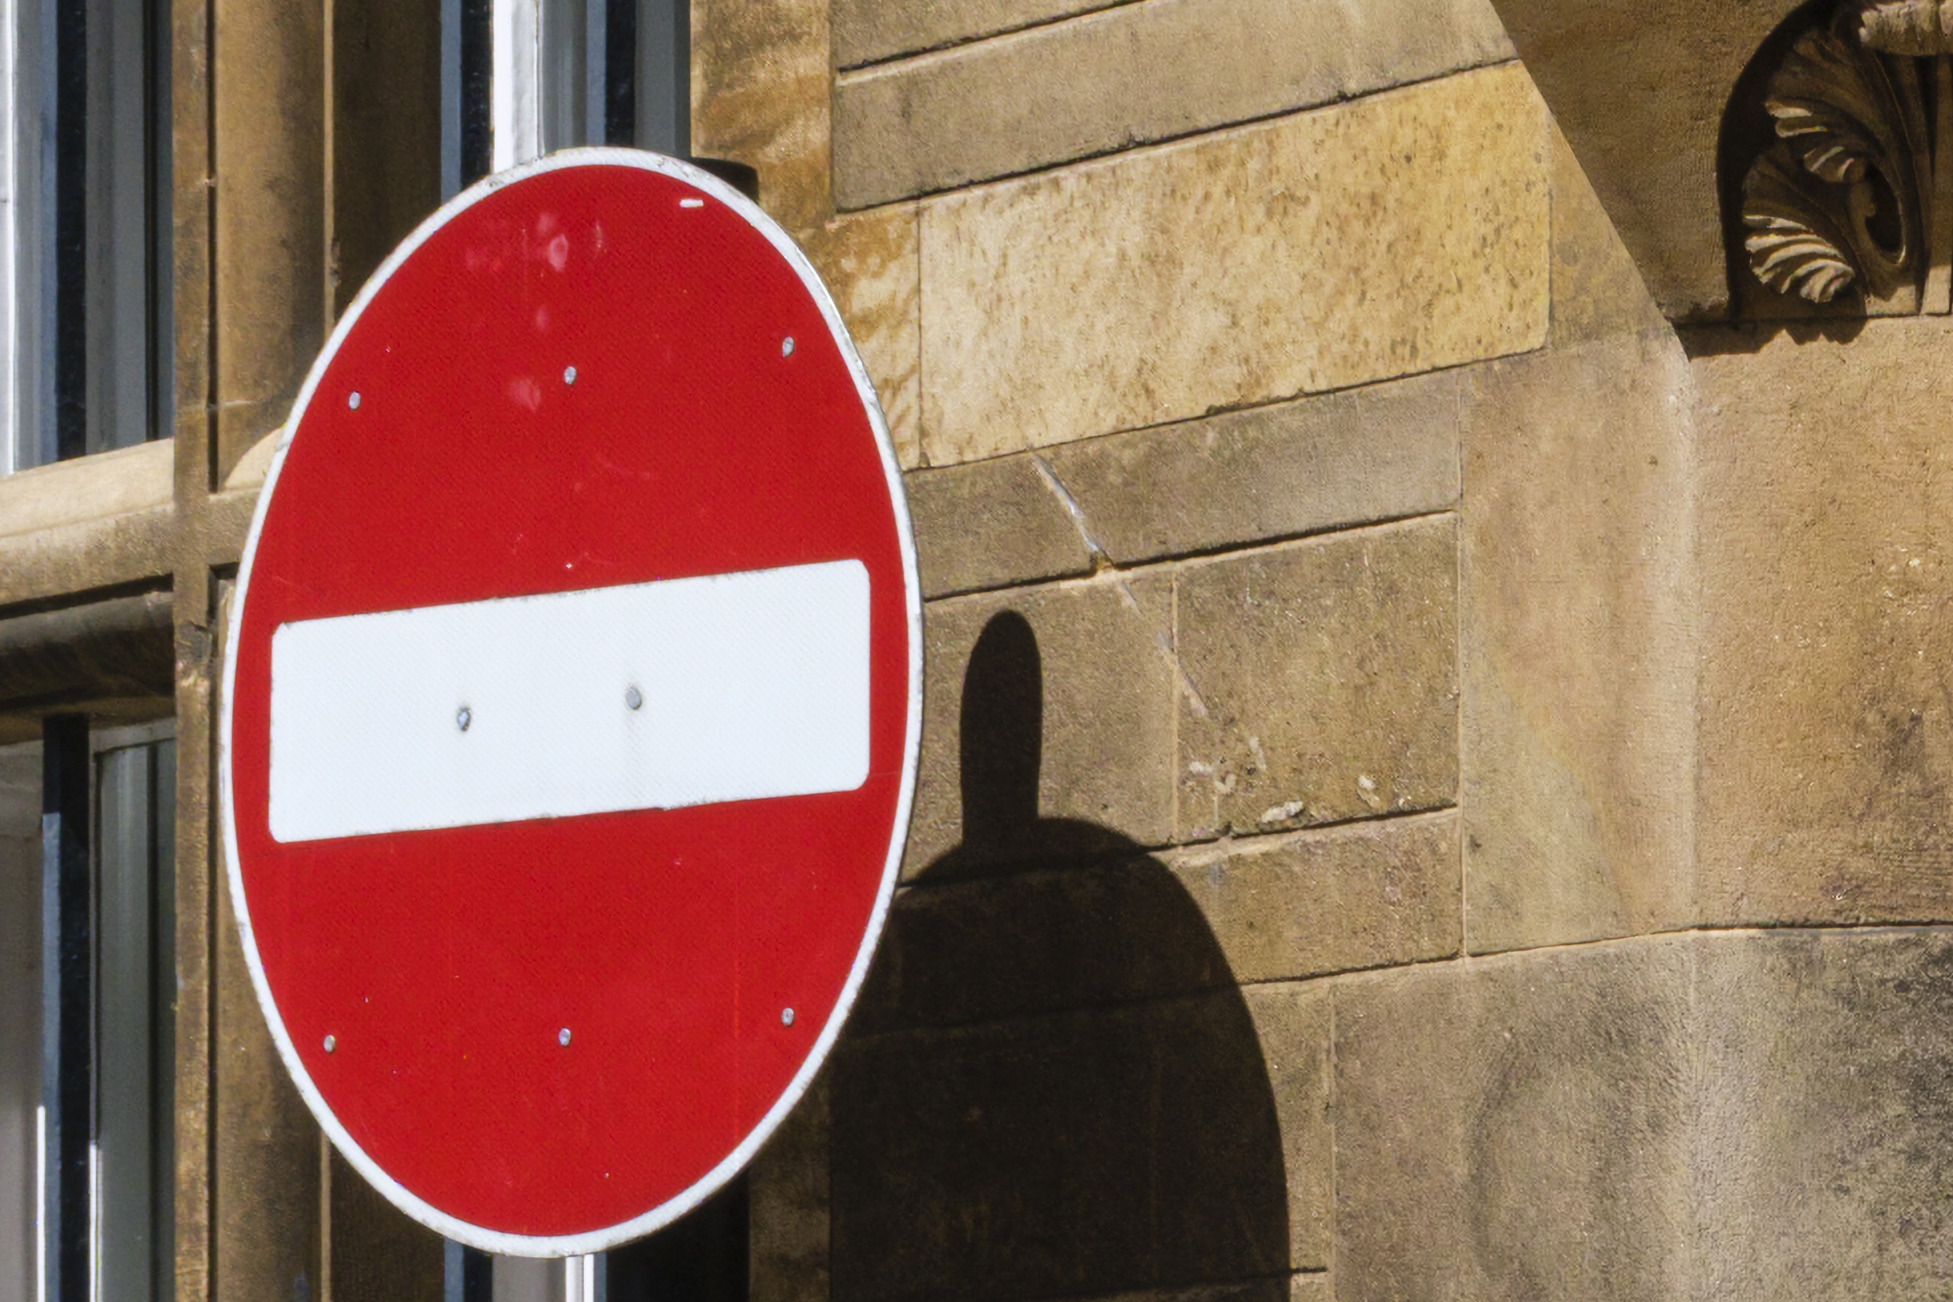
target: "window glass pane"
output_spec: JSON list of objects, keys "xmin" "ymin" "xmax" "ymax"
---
[
  {"xmin": 8, "ymin": 0, "xmax": 169, "ymax": 471},
  {"xmin": 633, "ymin": 0, "xmax": 684, "ymax": 155},
  {"xmin": 0, "ymin": 730, "xmax": 172, "ymax": 1302},
  {"xmin": 82, "ymin": 0, "xmax": 165, "ymax": 455},
  {"xmin": 95, "ymin": 733, "xmax": 172, "ymax": 1302},
  {"xmin": 538, "ymin": 0, "xmax": 587, "ymax": 152}
]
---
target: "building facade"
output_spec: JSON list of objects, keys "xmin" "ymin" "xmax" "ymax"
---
[{"xmin": 5, "ymin": 0, "xmax": 1953, "ymax": 1297}]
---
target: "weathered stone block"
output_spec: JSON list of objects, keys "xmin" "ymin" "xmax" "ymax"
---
[
  {"xmin": 1692, "ymin": 929, "xmax": 1953, "ymax": 1300},
  {"xmin": 906, "ymin": 455, "xmax": 1094, "ymax": 598},
  {"xmin": 832, "ymin": 990, "xmax": 1290, "ymax": 1300},
  {"xmin": 690, "ymin": 0, "xmax": 832, "ymax": 234},
  {"xmin": 1692, "ymin": 318, "xmax": 1953, "ymax": 925},
  {"xmin": 1168, "ymin": 812, "xmax": 1460, "ymax": 981},
  {"xmin": 1489, "ymin": 0, "xmax": 1805, "ymax": 319},
  {"xmin": 0, "ymin": 439, "xmax": 173, "ymax": 539},
  {"xmin": 1177, "ymin": 517, "xmax": 1459, "ymax": 841},
  {"xmin": 1461, "ymin": 331, "xmax": 1696, "ymax": 952},
  {"xmin": 1333, "ymin": 939, "xmax": 1692, "ymax": 1302},
  {"xmin": 908, "ymin": 576, "xmax": 1177, "ymax": 876},
  {"xmin": 834, "ymin": 0, "xmax": 1514, "ymax": 208},
  {"xmin": 1244, "ymin": 983, "xmax": 1331, "ymax": 1270},
  {"xmin": 798, "ymin": 206, "xmax": 922, "ymax": 468},
  {"xmin": 213, "ymin": 0, "xmax": 328, "ymax": 487},
  {"xmin": 1040, "ymin": 372, "xmax": 1461, "ymax": 566},
  {"xmin": 917, "ymin": 64, "xmax": 1550, "ymax": 462},
  {"xmin": 832, "ymin": 0, "xmax": 1116, "ymax": 69},
  {"xmin": 0, "ymin": 507, "xmax": 176, "ymax": 610}
]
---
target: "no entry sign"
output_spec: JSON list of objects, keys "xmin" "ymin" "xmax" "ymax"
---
[{"xmin": 219, "ymin": 151, "xmax": 921, "ymax": 1255}]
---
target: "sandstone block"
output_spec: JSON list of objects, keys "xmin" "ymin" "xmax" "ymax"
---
[
  {"xmin": 908, "ymin": 576, "xmax": 1176, "ymax": 876},
  {"xmin": 1460, "ymin": 330, "xmax": 1696, "ymax": 952},
  {"xmin": 832, "ymin": 0, "xmax": 1116, "ymax": 69},
  {"xmin": 0, "ymin": 438, "xmax": 173, "ymax": 539},
  {"xmin": 1244, "ymin": 983, "xmax": 1331, "ymax": 1270},
  {"xmin": 1040, "ymin": 372, "xmax": 1460, "ymax": 566},
  {"xmin": 834, "ymin": 0, "xmax": 1513, "ymax": 208},
  {"xmin": 1167, "ymin": 812, "xmax": 1460, "ymax": 982},
  {"xmin": 1692, "ymin": 929, "xmax": 1953, "ymax": 1300},
  {"xmin": 689, "ymin": 0, "xmax": 832, "ymax": 233},
  {"xmin": 1176, "ymin": 517, "xmax": 1459, "ymax": 841},
  {"xmin": 213, "ymin": 0, "xmax": 327, "ymax": 488},
  {"xmin": 906, "ymin": 455, "xmax": 1093, "ymax": 598},
  {"xmin": 797, "ymin": 207, "xmax": 922, "ymax": 468},
  {"xmin": 1332, "ymin": 939, "xmax": 1692, "ymax": 1302},
  {"xmin": 832, "ymin": 990, "xmax": 1290, "ymax": 1300},
  {"xmin": 1692, "ymin": 318, "xmax": 1953, "ymax": 925},
  {"xmin": 0, "ymin": 506, "xmax": 176, "ymax": 610},
  {"xmin": 917, "ymin": 65, "xmax": 1549, "ymax": 462}
]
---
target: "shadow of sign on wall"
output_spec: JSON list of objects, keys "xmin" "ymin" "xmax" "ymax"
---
[{"xmin": 832, "ymin": 610, "xmax": 1290, "ymax": 1301}]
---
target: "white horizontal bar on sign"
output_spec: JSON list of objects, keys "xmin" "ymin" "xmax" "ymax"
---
[{"xmin": 266, "ymin": 560, "xmax": 872, "ymax": 844}]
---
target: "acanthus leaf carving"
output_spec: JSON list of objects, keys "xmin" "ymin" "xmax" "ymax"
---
[
  {"xmin": 1744, "ymin": 151, "xmax": 1861, "ymax": 301},
  {"xmin": 1735, "ymin": 1, "xmax": 1951, "ymax": 314}
]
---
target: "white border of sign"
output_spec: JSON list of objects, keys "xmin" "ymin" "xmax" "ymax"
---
[{"xmin": 217, "ymin": 148, "xmax": 924, "ymax": 1258}]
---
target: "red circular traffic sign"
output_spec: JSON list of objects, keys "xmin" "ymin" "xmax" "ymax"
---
[{"xmin": 219, "ymin": 151, "xmax": 921, "ymax": 1255}]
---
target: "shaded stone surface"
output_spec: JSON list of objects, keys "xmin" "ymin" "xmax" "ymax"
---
[
  {"xmin": 836, "ymin": 606, "xmax": 1292, "ymax": 1301},
  {"xmin": 1487, "ymin": 0, "xmax": 1805, "ymax": 319},
  {"xmin": 917, "ymin": 65, "xmax": 1550, "ymax": 462},
  {"xmin": 1041, "ymin": 372, "xmax": 1460, "ymax": 566},
  {"xmin": 834, "ymin": 0, "xmax": 1513, "ymax": 208},
  {"xmin": 1177, "ymin": 517, "xmax": 1459, "ymax": 841},
  {"xmin": 749, "ymin": 1075, "xmax": 831, "ymax": 1302},
  {"xmin": 857, "ymin": 859, "xmax": 1238, "ymax": 1036},
  {"xmin": 835, "ymin": 991, "xmax": 1290, "ymax": 1301}
]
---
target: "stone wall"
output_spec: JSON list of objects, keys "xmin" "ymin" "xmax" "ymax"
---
[{"xmin": 699, "ymin": 0, "xmax": 1953, "ymax": 1298}]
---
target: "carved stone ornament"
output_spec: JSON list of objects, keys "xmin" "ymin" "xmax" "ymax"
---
[{"xmin": 1741, "ymin": 1, "xmax": 1953, "ymax": 313}]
